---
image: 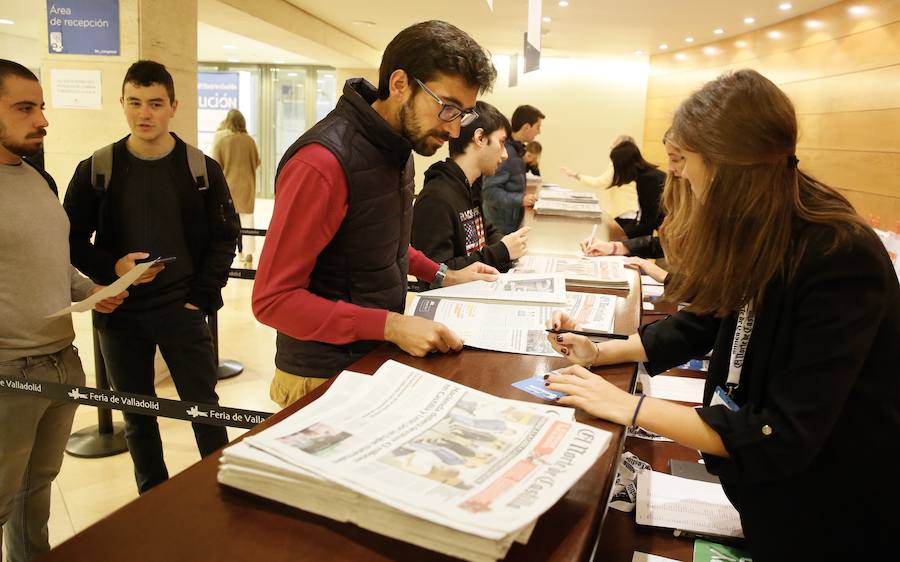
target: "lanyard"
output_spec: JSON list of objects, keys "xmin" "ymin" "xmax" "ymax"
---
[{"xmin": 726, "ymin": 302, "xmax": 755, "ymax": 397}]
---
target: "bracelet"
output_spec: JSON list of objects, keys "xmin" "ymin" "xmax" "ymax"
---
[
  {"xmin": 586, "ymin": 342, "xmax": 601, "ymax": 369},
  {"xmin": 630, "ymin": 394, "xmax": 647, "ymax": 427}
]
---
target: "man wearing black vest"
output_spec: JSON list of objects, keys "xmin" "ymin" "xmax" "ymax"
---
[
  {"xmin": 253, "ymin": 21, "xmax": 500, "ymax": 408},
  {"xmin": 64, "ymin": 61, "xmax": 239, "ymax": 494}
]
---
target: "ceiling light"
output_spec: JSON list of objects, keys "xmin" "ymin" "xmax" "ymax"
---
[
  {"xmin": 558, "ymin": 0, "xmax": 569, "ymax": 6},
  {"xmin": 713, "ymin": 28, "xmax": 724, "ymax": 35},
  {"xmin": 0, "ymin": 19, "xmax": 14, "ymax": 25},
  {"xmin": 273, "ymin": 59, "xmax": 285, "ymax": 64},
  {"xmin": 287, "ymin": 72, "xmax": 299, "ymax": 77},
  {"xmin": 634, "ymin": 50, "xmax": 644, "ymax": 55},
  {"xmin": 779, "ymin": 3, "xmax": 792, "ymax": 10},
  {"xmin": 703, "ymin": 46, "xmax": 719, "ymax": 56},
  {"xmin": 222, "ymin": 44, "xmax": 237, "ymax": 50},
  {"xmin": 227, "ymin": 58, "xmax": 240, "ymax": 63},
  {"xmin": 805, "ymin": 20, "xmax": 824, "ymax": 29},
  {"xmin": 735, "ymin": 40, "xmax": 749, "ymax": 48},
  {"xmin": 675, "ymin": 53, "xmax": 688, "ymax": 61},
  {"xmin": 848, "ymin": 5, "xmax": 870, "ymax": 16},
  {"xmin": 659, "ymin": 44, "xmax": 668, "ymax": 50},
  {"xmin": 768, "ymin": 30, "xmax": 783, "ymax": 39},
  {"xmin": 543, "ymin": 16, "xmax": 552, "ymax": 23},
  {"xmin": 685, "ymin": 36, "xmax": 694, "ymax": 43},
  {"xmin": 744, "ymin": 17, "xmax": 755, "ymax": 24}
]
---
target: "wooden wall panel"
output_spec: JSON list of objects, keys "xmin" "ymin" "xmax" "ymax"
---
[{"xmin": 643, "ymin": 0, "xmax": 900, "ymax": 228}]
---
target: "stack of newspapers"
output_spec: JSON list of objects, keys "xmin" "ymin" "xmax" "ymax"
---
[
  {"xmin": 533, "ymin": 198, "xmax": 603, "ymax": 219},
  {"xmin": 514, "ymin": 255, "xmax": 631, "ymax": 289},
  {"xmin": 537, "ymin": 187, "xmax": 599, "ymax": 203},
  {"xmin": 218, "ymin": 361, "xmax": 611, "ymax": 562}
]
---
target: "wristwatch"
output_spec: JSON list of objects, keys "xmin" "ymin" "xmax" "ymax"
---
[{"xmin": 430, "ymin": 263, "xmax": 449, "ymax": 289}]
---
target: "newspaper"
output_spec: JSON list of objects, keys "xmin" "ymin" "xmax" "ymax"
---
[
  {"xmin": 419, "ymin": 273, "xmax": 568, "ymax": 304},
  {"xmin": 538, "ymin": 188, "xmax": 598, "ymax": 203},
  {"xmin": 408, "ymin": 292, "xmax": 618, "ymax": 356},
  {"xmin": 514, "ymin": 255, "xmax": 629, "ymax": 288},
  {"xmin": 533, "ymin": 199, "xmax": 603, "ymax": 218},
  {"xmin": 243, "ymin": 360, "xmax": 611, "ymax": 540},
  {"xmin": 47, "ymin": 260, "xmax": 156, "ymax": 318}
]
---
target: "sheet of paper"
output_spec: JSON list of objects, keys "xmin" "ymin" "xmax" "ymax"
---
[
  {"xmin": 636, "ymin": 471, "xmax": 743, "ymax": 538},
  {"xmin": 419, "ymin": 273, "xmax": 567, "ymax": 304},
  {"xmin": 638, "ymin": 374, "xmax": 705, "ymax": 404},
  {"xmin": 632, "ymin": 552, "xmax": 680, "ymax": 562},
  {"xmin": 47, "ymin": 260, "xmax": 156, "ymax": 318},
  {"xmin": 641, "ymin": 275, "xmax": 664, "ymax": 287},
  {"xmin": 642, "ymin": 284, "xmax": 665, "ymax": 298}
]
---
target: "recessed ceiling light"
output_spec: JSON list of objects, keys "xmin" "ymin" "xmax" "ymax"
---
[
  {"xmin": 779, "ymin": 3, "xmax": 792, "ymax": 10},
  {"xmin": 227, "ymin": 58, "xmax": 240, "ymax": 63},
  {"xmin": 558, "ymin": 0, "xmax": 569, "ymax": 6},
  {"xmin": 805, "ymin": 20, "xmax": 824, "ymax": 29},
  {"xmin": 543, "ymin": 16, "xmax": 552, "ymax": 23},
  {"xmin": 675, "ymin": 53, "xmax": 688, "ymax": 61},
  {"xmin": 273, "ymin": 59, "xmax": 285, "ymax": 64},
  {"xmin": 222, "ymin": 44, "xmax": 237, "ymax": 50},
  {"xmin": 743, "ymin": 17, "xmax": 755, "ymax": 24},
  {"xmin": 713, "ymin": 28, "xmax": 724, "ymax": 35},
  {"xmin": 768, "ymin": 30, "xmax": 783, "ymax": 39},
  {"xmin": 735, "ymin": 40, "xmax": 749, "ymax": 48},
  {"xmin": 634, "ymin": 50, "xmax": 644, "ymax": 55},
  {"xmin": 685, "ymin": 36, "xmax": 694, "ymax": 43},
  {"xmin": 703, "ymin": 46, "xmax": 719, "ymax": 55},
  {"xmin": 353, "ymin": 20, "xmax": 376, "ymax": 26},
  {"xmin": 659, "ymin": 44, "xmax": 668, "ymax": 50},
  {"xmin": 287, "ymin": 72, "xmax": 299, "ymax": 77},
  {"xmin": 0, "ymin": 19, "xmax": 14, "ymax": 25},
  {"xmin": 848, "ymin": 5, "xmax": 870, "ymax": 15}
]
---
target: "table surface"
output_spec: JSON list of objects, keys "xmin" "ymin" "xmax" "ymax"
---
[{"xmin": 39, "ymin": 277, "xmax": 656, "ymax": 562}]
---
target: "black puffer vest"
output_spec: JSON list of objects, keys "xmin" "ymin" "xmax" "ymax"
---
[{"xmin": 274, "ymin": 78, "xmax": 415, "ymax": 378}]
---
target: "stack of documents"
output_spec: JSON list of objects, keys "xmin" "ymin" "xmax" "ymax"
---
[
  {"xmin": 218, "ymin": 362, "xmax": 612, "ymax": 562},
  {"xmin": 514, "ymin": 255, "xmax": 631, "ymax": 289},
  {"xmin": 538, "ymin": 188, "xmax": 599, "ymax": 203},
  {"xmin": 419, "ymin": 272, "xmax": 568, "ymax": 305},
  {"xmin": 533, "ymin": 198, "xmax": 604, "ymax": 219},
  {"xmin": 636, "ymin": 471, "xmax": 743, "ymax": 540}
]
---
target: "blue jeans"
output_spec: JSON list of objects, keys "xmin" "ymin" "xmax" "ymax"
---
[
  {"xmin": 0, "ymin": 346, "xmax": 83, "ymax": 562},
  {"xmin": 96, "ymin": 306, "xmax": 228, "ymax": 494}
]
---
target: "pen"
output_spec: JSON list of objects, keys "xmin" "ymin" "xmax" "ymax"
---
[
  {"xmin": 588, "ymin": 223, "xmax": 598, "ymax": 245},
  {"xmin": 545, "ymin": 329, "xmax": 629, "ymax": 340}
]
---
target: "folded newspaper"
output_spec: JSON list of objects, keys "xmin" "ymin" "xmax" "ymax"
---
[
  {"xmin": 218, "ymin": 362, "xmax": 612, "ymax": 562},
  {"xmin": 514, "ymin": 255, "xmax": 630, "ymax": 289},
  {"xmin": 407, "ymin": 292, "xmax": 619, "ymax": 357},
  {"xmin": 533, "ymin": 198, "xmax": 603, "ymax": 219}
]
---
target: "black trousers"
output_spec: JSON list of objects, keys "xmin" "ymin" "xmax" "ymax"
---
[{"xmin": 96, "ymin": 305, "xmax": 228, "ymax": 494}]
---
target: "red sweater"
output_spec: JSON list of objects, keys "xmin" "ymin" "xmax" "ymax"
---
[{"xmin": 252, "ymin": 144, "xmax": 438, "ymax": 344}]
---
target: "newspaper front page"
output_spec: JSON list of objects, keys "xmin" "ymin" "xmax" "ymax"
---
[
  {"xmin": 419, "ymin": 273, "xmax": 568, "ymax": 304},
  {"xmin": 514, "ymin": 255, "xmax": 629, "ymax": 287},
  {"xmin": 244, "ymin": 360, "xmax": 611, "ymax": 540}
]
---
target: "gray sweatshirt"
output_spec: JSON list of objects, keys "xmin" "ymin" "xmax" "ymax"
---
[{"xmin": 0, "ymin": 161, "xmax": 95, "ymax": 361}]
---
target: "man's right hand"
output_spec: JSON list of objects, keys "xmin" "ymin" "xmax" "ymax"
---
[
  {"xmin": 523, "ymin": 193, "xmax": 539, "ymax": 208},
  {"xmin": 501, "ymin": 226, "xmax": 530, "ymax": 260},
  {"xmin": 384, "ymin": 312, "xmax": 464, "ymax": 357},
  {"xmin": 115, "ymin": 252, "xmax": 165, "ymax": 285}
]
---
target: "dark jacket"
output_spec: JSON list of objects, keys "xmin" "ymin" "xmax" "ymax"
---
[
  {"xmin": 64, "ymin": 134, "xmax": 239, "ymax": 314},
  {"xmin": 273, "ymin": 78, "xmax": 415, "ymax": 378},
  {"xmin": 639, "ymin": 222, "xmax": 900, "ymax": 559},
  {"xmin": 623, "ymin": 235, "xmax": 664, "ymax": 259},
  {"xmin": 619, "ymin": 167, "xmax": 665, "ymax": 238},
  {"xmin": 412, "ymin": 159, "xmax": 512, "ymax": 272},
  {"xmin": 482, "ymin": 139, "xmax": 526, "ymax": 234}
]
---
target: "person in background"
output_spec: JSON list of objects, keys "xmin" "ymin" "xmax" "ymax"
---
[
  {"xmin": 547, "ymin": 69, "xmax": 899, "ymax": 560},
  {"xmin": 0, "ymin": 59, "xmax": 126, "ymax": 562},
  {"xmin": 252, "ymin": 21, "xmax": 500, "ymax": 408},
  {"xmin": 523, "ymin": 140, "xmax": 541, "ymax": 176},
  {"xmin": 604, "ymin": 141, "xmax": 665, "ymax": 239},
  {"xmin": 412, "ymin": 101, "xmax": 528, "ymax": 273},
  {"xmin": 581, "ymin": 131, "xmax": 685, "ymax": 259},
  {"xmin": 482, "ymin": 104, "xmax": 544, "ymax": 234},
  {"xmin": 561, "ymin": 134, "xmax": 639, "ymax": 220},
  {"xmin": 212, "ymin": 109, "xmax": 260, "ymax": 268}
]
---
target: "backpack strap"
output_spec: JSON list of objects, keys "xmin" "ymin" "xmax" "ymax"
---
[
  {"xmin": 185, "ymin": 144, "xmax": 209, "ymax": 191},
  {"xmin": 90, "ymin": 143, "xmax": 115, "ymax": 192}
]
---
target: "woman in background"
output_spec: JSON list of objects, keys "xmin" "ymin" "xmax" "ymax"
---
[
  {"xmin": 561, "ymin": 134, "xmax": 639, "ymax": 221},
  {"xmin": 212, "ymin": 109, "xmax": 260, "ymax": 268},
  {"xmin": 547, "ymin": 69, "xmax": 899, "ymax": 559}
]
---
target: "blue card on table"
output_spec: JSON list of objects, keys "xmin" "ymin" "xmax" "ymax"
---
[{"xmin": 512, "ymin": 375, "xmax": 567, "ymax": 401}]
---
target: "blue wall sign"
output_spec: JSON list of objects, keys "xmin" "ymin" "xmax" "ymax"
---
[
  {"xmin": 47, "ymin": 0, "xmax": 120, "ymax": 56},
  {"xmin": 197, "ymin": 72, "xmax": 240, "ymax": 111}
]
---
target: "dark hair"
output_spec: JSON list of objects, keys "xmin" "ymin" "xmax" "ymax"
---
[
  {"xmin": 122, "ymin": 60, "xmax": 175, "ymax": 103},
  {"xmin": 377, "ymin": 21, "xmax": 496, "ymax": 101},
  {"xmin": 610, "ymin": 141, "xmax": 658, "ymax": 186},
  {"xmin": 0, "ymin": 59, "xmax": 38, "ymax": 94},
  {"xmin": 511, "ymin": 105, "xmax": 545, "ymax": 132},
  {"xmin": 448, "ymin": 101, "xmax": 510, "ymax": 157},
  {"xmin": 525, "ymin": 140, "xmax": 542, "ymax": 154}
]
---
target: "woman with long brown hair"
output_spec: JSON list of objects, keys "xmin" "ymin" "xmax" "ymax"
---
[{"xmin": 546, "ymin": 69, "xmax": 899, "ymax": 558}]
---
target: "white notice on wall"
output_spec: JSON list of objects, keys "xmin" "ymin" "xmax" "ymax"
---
[{"xmin": 51, "ymin": 69, "xmax": 102, "ymax": 110}]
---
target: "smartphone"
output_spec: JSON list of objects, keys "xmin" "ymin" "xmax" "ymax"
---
[{"xmin": 137, "ymin": 256, "xmax": 177, "ymax": 265}]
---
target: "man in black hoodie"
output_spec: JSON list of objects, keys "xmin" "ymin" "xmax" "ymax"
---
[{"xmin": 413, "ymin": 101, "xmax": 529, "ymax": 272}]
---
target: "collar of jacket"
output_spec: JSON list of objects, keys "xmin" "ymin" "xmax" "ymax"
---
[
  {"xmin": 508, "ymin": 139, "xmax": 526, "ymax": 157},
  {"xmin": 337, "ymin": 78, "xmax": 412, "ymax": 165},
  {"xmin": 114, "ymin": 131, "xmax": 187, "ymax": 157}
]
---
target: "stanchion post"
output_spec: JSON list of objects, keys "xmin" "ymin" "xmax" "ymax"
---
[
  {"xmin": 208, "ymin": 309, "xmax": 243, "ymax": 380},
  {"xmin": 65, "ymin": 321, "xmax": 128, "ymax": 458}
]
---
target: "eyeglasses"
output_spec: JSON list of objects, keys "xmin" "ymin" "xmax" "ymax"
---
[{"xmin": 413, "ymin": 77, "xmax": 478, "ymax": 127}]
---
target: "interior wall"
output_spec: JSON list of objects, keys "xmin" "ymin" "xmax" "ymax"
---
[
  {"xmin": 0, "ymin": 31, "xmax": 40, "ymax": 70},
  {"xmin": 412, "ymin": 55, "xmax": 650, "ymax": 193},
  {"xmin": 644, "ymin": 0, "xmax": 900, "ymax": 229}
]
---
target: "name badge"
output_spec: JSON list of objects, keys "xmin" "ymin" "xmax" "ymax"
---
[{"xmin": 710, "ymin": 386, "xmax": 739, "ymax": 412}]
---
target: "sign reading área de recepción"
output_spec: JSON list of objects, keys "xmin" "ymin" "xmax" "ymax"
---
[{"xmin": 46, "ymin": 0, "xmax": 120, "ymax": 56}]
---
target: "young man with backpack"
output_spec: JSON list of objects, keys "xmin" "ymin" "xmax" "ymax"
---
[{"xmin": 64, "ymin": 60, "xmax": 239, "ymax": 494}]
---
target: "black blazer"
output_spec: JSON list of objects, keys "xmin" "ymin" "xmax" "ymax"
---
[
  {"xmin": 620, "ymin": 167, "xmax": 665, "ymax": 238},
  {"xmin": 639, "ymin": 222, "xmax": 900, "ymax": 558}
]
